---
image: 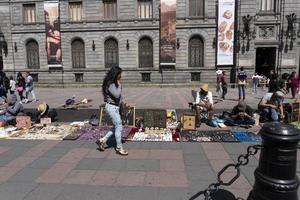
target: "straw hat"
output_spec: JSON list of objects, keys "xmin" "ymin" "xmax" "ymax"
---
[
  {"xmin": 37, "ymin": 102, "xmax": 48, "ymax": 116},
  {"xmin": 201, "ymin": 84, "xmax": 209, "ymax": 93}
]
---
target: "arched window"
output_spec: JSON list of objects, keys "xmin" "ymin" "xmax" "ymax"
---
[
  {"xmin": 71, "ymin": 39, "xmax": 85, "ymax": 68},
  {"xmin": 104, "ymin": 38, "xmax": 118, "ymax": 68},
  {"xmin": 189, "ymin": 36, "xmax": 204, "ymax": 68},
  {"xmin": 26, "ymin": 40, "xmax": 40, "ymax": 69},
  {"xmin": 139, "ymin": 37, "xmax": 153, "ymax": 68}
]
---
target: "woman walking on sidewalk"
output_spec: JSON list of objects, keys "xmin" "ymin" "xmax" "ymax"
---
[
  {"xmin": 17, "ymin": 72, "xmax": 25, "ymax": 101},
  {"xmin": 96, "ymin": 66, "xmax": 128, "ymax": 156}
]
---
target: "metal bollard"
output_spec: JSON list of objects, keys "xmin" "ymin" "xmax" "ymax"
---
[{"xmin": 248, "ymin": 122, "xmax": 300, "ymax": 200}]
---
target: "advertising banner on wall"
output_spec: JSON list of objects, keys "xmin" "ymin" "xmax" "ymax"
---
[
  {"xmin": 44, "ymin": 1, "xmax": 61, "ymax": 65},
  {"xmin": 217, "ymin": 0, "xmax": 235, "ymax": 65},
  {"xmin": 160, "ymin": 0, "xmax": 176, "ymax": 66}
]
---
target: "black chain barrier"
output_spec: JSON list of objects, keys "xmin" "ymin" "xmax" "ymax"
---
[{"xmin": 189, "ymin": 145, "xmax": 264, "ymax": 200}]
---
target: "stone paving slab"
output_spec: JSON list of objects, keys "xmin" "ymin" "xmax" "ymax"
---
[{"xmin": 0, "ymin": 140, "xmax": 298, "ymax": 200}]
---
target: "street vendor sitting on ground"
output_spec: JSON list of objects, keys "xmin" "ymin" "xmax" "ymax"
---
[
  {"xmin": 33, "ymin": 102, "xmax": 57, "ymax": 123},
  {"xmin": 224, "ymin": 101, "xmax": 255, "ymax": 127},
  {"xmin": 195, "ymin": 83, "xmax": 214, "ymax": 125},
  {"xmin": 258, "ymin": 91, "xmax": 285, "ymax": 122},
  {"xmin": 0, "ymin": 94, "xmax": 24, "ymax": 123}
]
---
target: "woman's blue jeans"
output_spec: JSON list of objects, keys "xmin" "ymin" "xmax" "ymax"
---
[
  {"xmin": 102, "ymin": 103, "xmax": 123, "ymax": 148},
  {"xmin": 238, "ymin": 85, "xmax": 245, "ymax": 100}
]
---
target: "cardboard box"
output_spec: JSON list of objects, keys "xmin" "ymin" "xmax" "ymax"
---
[{"xmin": 181, "ymin": 114, "xmax": 196, "ymax": 130}]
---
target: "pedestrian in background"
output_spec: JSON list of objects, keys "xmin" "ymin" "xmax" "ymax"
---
[
  {"xmin": 2, "ymin": 73, "xmax": 10, "ymax": 98},
  {"xmin": 9, "ymin": 76, "xmax": 16, "ymax": 94},
  {"xmin": 96, "ymin": 66, "xmax": 128, "ymax": 156},
  {"xmin": 290, "ymin": 71, "xmax": 300, "ymax": 99},
  {"xmin": 220, "ymin": 71, "xmax": 227, "ymax": 99},
  {"xmin": 251, "ymin": 72, "xmax": 260, "ymax": 94},
  {"xmin": 24, "ymin": 72, "xmax": 36, "ymax": 103},
  {"xmin": 268, "ymin": 73, "xmax": 280, "ymax": 93},
  {"xmin": 237, "ymin": 66, "xmax": 247, "ymax": 100},
  {"xmin": 216, "ymin": 70, "xmax": 223, "ymax": 98},
  {"xmin": 17, "ymin": 72, "xmax": 25, "ymax": 101}
]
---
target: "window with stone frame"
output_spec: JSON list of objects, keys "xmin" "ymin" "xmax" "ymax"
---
[
  {"xmin": 137, "ymin": 0, "xmax": 152, "ymax": 19},
  {"xmin": 103, "ymin": 0, "xmax": 117, "ymax": 19},
  {"xmin": 71, "ymin": 39, "xmax": 85, "ymax": 68},
  {"xmin": 75, "ymin": 73, "xmax": 84, "ymax": 82},
  {"xmin": 104, "ymin": 38, "xmax": 119, "ymax": 68},
  {"xmin": 191, "ymin": 72, "xmax": 201, "ymax": 81},
  {"xmin": 189, "ymin": 36, "xmax": 204, "ymax": 68},
  {"xmin": 141, "ymin": 73, "xmax": 151, "ymax": 82},
  {"xmin": 260, "ymin": 0, "xmax": 275, "ymax": 12},
  {"xmin": 23, "ymin": 4, "xmax": 36, "ymax": 24},
  {"xmin": 26, "ymin": 40, "xmax": 40, "ymax": 69},
  {"xmin": 189, "ymin": 0, "xmax": 204, "ymax": 17},
  {"xmin": 139, "ymin": 37, "xmax": 153, "ymax": 68},
  {"xmin": 69, "ymin": 2, "xmax": 82, "ymax": 22},
  {"xmin": 31, "ymin": 74, "xmax": 38, "ymax": 82}
]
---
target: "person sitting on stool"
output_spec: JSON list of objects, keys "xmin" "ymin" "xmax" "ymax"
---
[
  {"xmin": 258, "ymin": 91, "xmax": 285, "ymax": 122},
  {"xmin": 194, "ymin": 83, "xmax": 214, "ymax": 126}
]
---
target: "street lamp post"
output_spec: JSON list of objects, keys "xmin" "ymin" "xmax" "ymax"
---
[{"xmin": 237, "ymin": 14, "xmax": 256, "ymax": 54}]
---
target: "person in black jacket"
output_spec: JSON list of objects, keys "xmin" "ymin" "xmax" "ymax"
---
[{"xmin": 16, "ymin": 72, "xmax": 26, "ymax": 101}]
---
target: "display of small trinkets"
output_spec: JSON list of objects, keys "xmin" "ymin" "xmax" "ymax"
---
[{"xmin": 132, "ymin": 127, "xmax": 172, "ymax": 142}]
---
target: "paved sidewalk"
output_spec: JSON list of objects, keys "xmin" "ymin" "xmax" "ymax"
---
[
  {"xmin": 21, "ymin": 86, "xmax": 297, "ymax": 110},
  {"xmin": 0, "ymin": 140, "xmax": 299, "ymax": 200}
]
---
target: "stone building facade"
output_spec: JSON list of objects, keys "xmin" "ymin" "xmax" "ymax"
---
[{"xmin": 0, "ymin": 0, "xmax": 299, "ymax": 86}]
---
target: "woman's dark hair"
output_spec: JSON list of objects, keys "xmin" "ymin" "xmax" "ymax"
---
[
  {"xmin": 17, "ymin": 72, "xmax": 22, "ymax": 77},
  {"xmin": 240, "ymin": 67, "xmax": 244, "ymax": 71},
  {"xmin": 102, "ymin": 66, "xmax": 122, "ymax": 96}
]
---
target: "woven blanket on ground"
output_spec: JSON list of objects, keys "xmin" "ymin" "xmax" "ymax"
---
[
  {"xmin": 76, "ymin": 126, "xmax": 132, "ymax": 141},
  {"xmin": 232, "ymin": 131, "xmax": 261, "ymax": 142},
  {"xmin": 180, "ymin": 130, "xmax": 239, "ymax": 142},
  {"xmin": 14, "ymin": 125, "xmax": 78, "ymax": 140}
]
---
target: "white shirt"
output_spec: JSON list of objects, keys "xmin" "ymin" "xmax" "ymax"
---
[
  {"xmin": 10, "ymin": 80, "xmax": 16, "ymax": 91},
  {"xmin": 195, "ymin": 91, "xmax": 213, "ymax": 105}
]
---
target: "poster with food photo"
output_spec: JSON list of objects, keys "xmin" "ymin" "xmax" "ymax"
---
[{"xmin": 217, "ymin": 0, "xmax": 235, "ymax": 65}]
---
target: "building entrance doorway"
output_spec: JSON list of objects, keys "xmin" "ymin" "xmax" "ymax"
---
[{"xmin": 255, "ymin": 47, "xmax": 276, "ymax": 77}]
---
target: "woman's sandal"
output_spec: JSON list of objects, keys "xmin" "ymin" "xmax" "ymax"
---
[
  {"xmin": 115, "ymin": 148, "xmax": 128, "ymax": 156},
  {"xmin": 95, "ymin": 139, "xmax": 106, "ymax": 151}
]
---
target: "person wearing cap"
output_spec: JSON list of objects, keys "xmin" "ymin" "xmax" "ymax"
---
[
  {"xmin": 195, "ymin": 84, "xmax": 214, "ymax": 126},
  {"xmin": 225, "ymin": 101, "xmax": 255, "ymax": 127},
  {"xmin": 258, "ymin": 91, "xmax": 285, "ymax": 122},
  {"xmin": 0, "ymin": 94, "xmax": 24, "ymax": 122}
]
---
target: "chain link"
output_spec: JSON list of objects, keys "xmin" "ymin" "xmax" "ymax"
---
[{"xmin": 189, "ymin": 144, "xmax": 263, "ymax": 200}]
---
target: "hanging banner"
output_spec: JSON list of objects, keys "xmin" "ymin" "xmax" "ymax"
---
[
  {"xmin": 44, "ymin": 1, "xmax": 61, "ymax": 65},
  {"xmin": 217, "ymin": 0, "xmax": 235, "ymax": 65},
  {"xmin": 160, "ymin": 0, "xmax": 176, "ymax": 66}
]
